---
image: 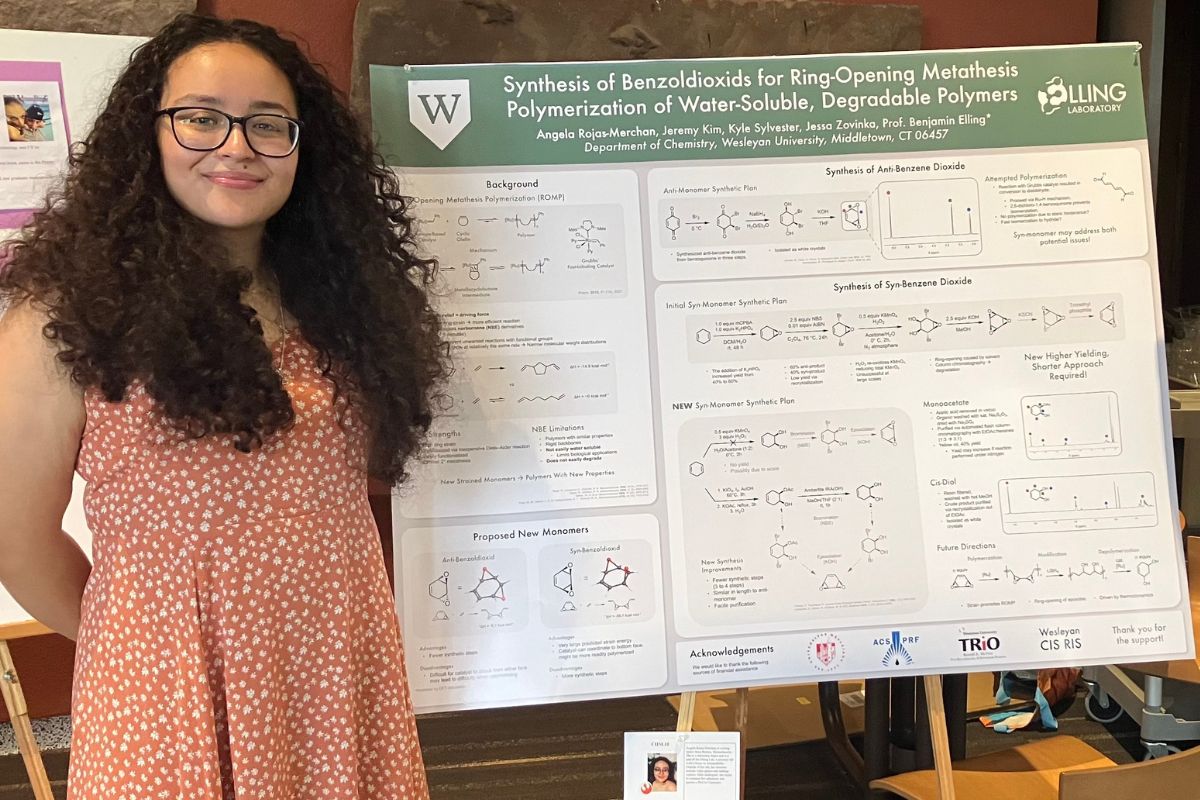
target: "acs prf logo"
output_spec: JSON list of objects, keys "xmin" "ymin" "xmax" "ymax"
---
[{"xmin": 408, "ymin": 79, "xmax": 471, "ymax": 150}]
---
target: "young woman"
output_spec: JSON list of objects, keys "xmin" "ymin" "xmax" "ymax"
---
[
  {"xmin": 648, "ymin": 755, "xmax": 678, "ymax": 792},
  {"xmin": 0, "ymin": 14, "xmax": 445, "ymax": 799}
]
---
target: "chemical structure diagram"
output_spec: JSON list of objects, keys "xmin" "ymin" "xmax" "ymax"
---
[
  {"xmin": 569, "ymin": 219, "xmax": 607, "ymax": 253},
  {"xmin": 518, "ymin": 393, "xmax": 566, "ymax": 403},
  {"xmin": 665, "ymin": 207, "xmax": 681, "ymax": 240},
  {"xmin": 1094, "ymin": 172, "xmax": 1134, "ymax": 201},
  {"xmin": 765, "ymin": 488, "xmax": 793, "ymax": 507},
  {"xmin": 715, "ymin": 205, "xmax": 739, "ymax": 238},
  {"xmin": 860, "ymin": 529, "xmax": 888, "ymax": 561},
  {"xmin": 779, "ymin": 201, "xmax": 804, "ymax": 235},
  {"xmin": 1068, "ymin": 562, "xmax": 1106, "ymax": 580},
  {"xmin": 660, "ymin": 196, "xmax": 870, "ymax": 243},
  {"xmin": 448, "ymin": 257, "xmax": 552, "ymax": 283},
  {"xmin": 952, "ymin": 553, "xmax": 1160, "ymax": 591},
  {"xmin": 832, "ymin": 313, "xmax": 855, "ymax": 344},
  {"xmin": 663, "ymin": 205, "xmax": 740, "ymax": 239},
  {"xmin": 820, "ymin": 423, "xmax": 845, "ymax": 452},
  {"xmin": 687, "ymin": 296, "xmax": 1120, "ymax": 361},
  {"xmin": 504, "ymin": 211, "xmax": 544, "ymax": 230},
  {"xmin": 769, "ymin": 535, "xmax": 799, "ymax": 567},
  {"xmin": 553, "ymin": 563, "xmax": 574, "ymax": 596},
  {"xmin": 880, "ymin": 421, "xmax": 898, "ymax": 446},
  {"xmin": 909, "ymin": 309, "xmax": 943, "ymax": 342},
  {"xmin": 687, "ymin": 421, "xmax": 901, "ymax": 508},
  {"xmin": 1042, "ymin": 306, "xmax": 1066, "ymax": 329},
  {"xmin": 550, "ymin": 554, "xmax": 643, "ymax": 617},
  {"xmin": 820, "ymin": 574, "xmax": 846, "ymax": 591},
  {"xmin": 509, "ymin": 258, "xmax": 549, "ymax": 275},
  {"xmin": 856, "ymin": 482, "xmax": 882, "ymax": 504},
  {"xmin": 841, "ymin": 201, "xmax": 868, "ymax": 231},
  {"xmin": 1025, "ymin": 483, "xmax": 1054, "ymax": 502},
  {"xmin": 682, "ymin": 412, "xmax": 914, "ymax": 602},
  {"xmin": 468, "ymin": 566, "xmax": 509, "ymax": 603},
  {"xmin": 762, "ymin": 430, "xmax": 787, "ymax": 449},
  {"xmin": 521, "ymin": 361, "xmax": 561, "ymax": 376},
  {"xmin": 428, "ymin": 572, "xmax": 450, "ymax": 606},
  {"xmin": 1026, "ymin": 402, "xmax": 1051, "ymax": 420},
  {"xmin": 597, "ymin": 557, "xmax": 634, "ymax": 591},
  {"xmin": 1005, "ymin": 565, "xmax": 1042, "ymax": 584}
]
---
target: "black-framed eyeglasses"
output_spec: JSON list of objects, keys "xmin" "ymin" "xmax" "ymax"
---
[{"xmin": 156, "ymin": 106, "xmax": 301, "ymax": 158}]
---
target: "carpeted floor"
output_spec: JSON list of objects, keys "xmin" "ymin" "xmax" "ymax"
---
[{"xmin": 0, "ymin": 686, "xmax": 1158, "ymax": 799}]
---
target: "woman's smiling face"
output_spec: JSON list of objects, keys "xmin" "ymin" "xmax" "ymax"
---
[{"xmin": 157, "ymin": 41, "xmax": 299, "ymax": 234}]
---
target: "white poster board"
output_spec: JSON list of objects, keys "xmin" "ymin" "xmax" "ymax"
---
[{"xmin": 374, "ymin": 44, "xmax": 1194, "ymax": 713}]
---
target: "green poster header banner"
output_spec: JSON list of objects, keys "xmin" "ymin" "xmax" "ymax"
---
[{"xmin": 370, "ymin": 44, "xmax": 1145, "ymax": 167}]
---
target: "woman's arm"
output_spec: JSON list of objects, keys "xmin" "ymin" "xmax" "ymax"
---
[{"xmin": 0, "ymin": 303, "xmax": 90, "ymax": 640}]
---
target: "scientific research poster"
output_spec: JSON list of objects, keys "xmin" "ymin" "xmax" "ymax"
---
[{"xmin": 372, "ymin": 44, "xmax": 1195, "ymax": 713}]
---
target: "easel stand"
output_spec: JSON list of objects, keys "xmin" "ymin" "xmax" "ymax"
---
[
  {"xmin": 0, "ymin": 621, "xmax": 55, "ymax": 800},
  {"xmin": 675, "ymin": 689, "xmax": 751, "ymax": 798},
  {"xmin": 922, "ymin": 675, "xmax": 957, "ymax": 800},
  {"xmin": 676, "ymin": 680, "xmax": 958, "ymax": 800}
]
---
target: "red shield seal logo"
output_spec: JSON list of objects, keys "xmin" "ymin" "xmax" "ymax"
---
[{"xmin": 807, "ymin": 633, "xmax": 845, "ymax": 672}]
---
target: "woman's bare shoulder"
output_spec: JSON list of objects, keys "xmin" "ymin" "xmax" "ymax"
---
[{"xmin": 0, "ymin": 301, "xmax": 84, "ymax": 405}]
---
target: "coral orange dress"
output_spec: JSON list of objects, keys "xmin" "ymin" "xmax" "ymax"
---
[{"xmin": 68, "ymin": 331, "xmax": 428, "ymax": 799}]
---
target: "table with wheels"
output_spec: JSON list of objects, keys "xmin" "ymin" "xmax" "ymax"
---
[{"xmin": 1082, "ymin": 536, "xmax": 1200, "ymax": 758}]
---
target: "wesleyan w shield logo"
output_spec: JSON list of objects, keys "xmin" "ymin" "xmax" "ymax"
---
[{"xmin": 408, "ymin": 79, "xmax": 471, "ymax": 150}]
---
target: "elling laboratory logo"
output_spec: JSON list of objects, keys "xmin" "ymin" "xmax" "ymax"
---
[
  {"xmin": 408, "ymin": 79, "xmax": 471, "ymax": 150},
  {"xmin": 1037, "ymin": 75, "xmax": 1127, "ymax": 116},
  {"xmin": 1037, "ymin": 76, "xmax": 1068, "ymax": 114}
]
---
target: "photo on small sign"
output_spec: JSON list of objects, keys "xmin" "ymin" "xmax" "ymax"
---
[
  {"xmin": 4, "ymin": 92, "xmax": 55, "ymax": 143},
  {"xmin": 643, "ymin": 752, "xmax": 679, "ymax": 793},
  {"xmin": 0, "ymin": 73, "xmax": 71, "ymax": 223}
]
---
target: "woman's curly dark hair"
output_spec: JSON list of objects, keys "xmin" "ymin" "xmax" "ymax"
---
[{"xmin": 0, "ymin": 13, "xmax": 447, "ymax": 484}]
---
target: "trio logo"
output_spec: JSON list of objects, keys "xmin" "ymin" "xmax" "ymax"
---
[
  {"xmin": 408, "ymin": 79, "xmax": 472, "ymax": 150},
  {"xmin": 959, "ymin": 635, "xmax": 1001, "ymax": 654},
  {"xmin": 875, "ymin": 630, "xmax": 918, "ymax": 667}
]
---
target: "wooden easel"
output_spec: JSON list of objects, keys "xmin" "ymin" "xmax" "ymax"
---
[
  {"xmin": 922, "ymin": 675, "xmax": 957, "ymax": 799},
  {"xmin": 676, "ymin": 680, "xmax": 957, "ymax": 800},
  {"xmin": 0, "ymin": 620, "xmax": 55, "ymax": 800},
  {"xmin": 674, "ymin": 688, "xmax": 751, "ymax": 799}
]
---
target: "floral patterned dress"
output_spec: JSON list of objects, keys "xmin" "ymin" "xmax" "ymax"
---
[{"xmin": 67, "ymin": 331, "xmax": 428, "ymax": 799}]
